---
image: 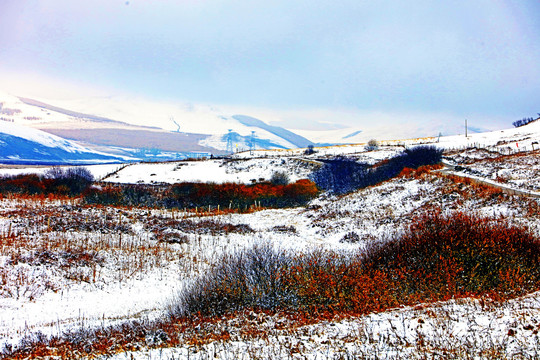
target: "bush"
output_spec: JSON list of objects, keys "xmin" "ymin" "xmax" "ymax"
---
[
  {"xmin": 340, "ymin": 231, "xmax": 360, "ymax": 243},
  {"xmin": 172, "ymin": 211, "xmax": 540, "ymax": 317},
  {"xmin": 364, "ymin": 211, "xmax": 540, "ymax": 299},
  {"xmin": 512, "ymin": 117, "xmax": 536, "ymax": 128},
  {"xmin": 83, "ymin": 179, "xmax": 319, "ymax": 210},
  {"xmin": 0, "ymin": 174, "xmax": 45, "ymax": 195},
  {"xmin": 304, "ymin": 144, "xmax": 316, "ymax": 155},
  {"xmin": 402, "ymin": 146, "xmax": 443, "ymax": 168},
  {"xmin": 82, "ymin": 186, "xmax": 124, "ymax": 206},
  {"xmin": 170, "ymin": 244, "xmax": 298, "ymax": 317},
  {"xmin": 311, "ymin": 146, "xmax": 443, "ymax": 194},
  {"xmin": 0, "ymin": 167, "xmax": 94, "ymax": 196},
  {"xmin": 310, "ymin": 157, "xmax": 370, "ymax": 194},
  {"xmin": 365, "ymin": 139, "xmax": 378, "ymax": 151},
  {"xmin": 270, "ymin": 171, "xmax": 290, "ymax": 185},
  {"xmin": 44, "ymin": 167, "xmax": 94, "ymax": 195}
]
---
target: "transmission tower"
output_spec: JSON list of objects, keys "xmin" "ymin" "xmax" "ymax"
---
[
  {"xmin": 249, "ymin": 131, "xmax": 256, "ymax": 154},
  {"xmin": 226, "ymin": 129, "xmax": 234, "ymax": 154}
]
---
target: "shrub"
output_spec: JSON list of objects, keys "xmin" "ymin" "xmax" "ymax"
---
[
  {"xmin": 402, "ymin": 145, "xmax": 443, "ymax": 168},
  {"xmin": 82, "ymin": 186, "xmax": 124, "ymax": 205},
  {"xmin": 43, "ymin": 166, "xmax": 94, "ymax": 195},
  {"xmin": 157, "ymin": 232, "xmax": 189, "ymax": 244},
  {"xmin": 119, "ymin": 184, "xmax": 157, "ymax": 207},
  {"xmin": 271, "ymin": 225, "xmax": 297, "ymax": 234},
  {"xmin": 304, "ymin": 144, "xmax": 316, "ymax": 155},
  {"xmin": 0, "ymin": 167, "xmax": 94, "ymax": 196},
  {"xmin": 172, "ymin": 211, "xmax": 540, "ymax": 317},
  {"xmin": 365, "ymin": 139, "xmax": 378, "ymax": 151},
  {"xmin": 340, "ymin": 231, "xmax": 360, "ymax": 243},
  {"xmin": 270, "ymin": 171, "xmax": 290, "ymax": 185},
  {"xmin": 283, "ymin": 179, "xmax": 319, "ymax": 206},
  {"xmin": 512, "ymin": 117, "xmax": 536, "ymax": 128},
  {"xmin": 170, "ymin": 244, "xmax": 298, "ymax": 317},
  {"xmin": 363, "ymin": 211, "xmax": 540, "ymax": 299},
  {"xmin": 311, "ymin": 146, "xmax": 443, "ymax": 194},
  {"xmin": 399, "ymin": 164, "xmax": 444, "ymax": 179},
  {"xmin": 83, "ymin": 179, "xmax": 319, "ymax": 210},
  {"xmin": 310, "ymin": 157, "xmax": 370, "ymax": 194},
  {"xmin": 0, "ymin": 174, "xmax": 45, "ymax": 195},
  {"xmin": 148, "ymin": 218, "xmax": 254, "ymax": 236}
]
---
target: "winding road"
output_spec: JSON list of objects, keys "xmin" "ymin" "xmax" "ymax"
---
[{"xmin": 440, "ymin": 162, "xmax": 540, "ymax": 199}]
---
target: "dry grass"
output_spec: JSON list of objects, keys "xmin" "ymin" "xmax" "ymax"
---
[
  {"xmin": 0, "ymin": 199, "xmax": 183, "ymax": 301},
  {"xmin": 2, "ymin": 168, "xmax": 540, "ymax": 359}
]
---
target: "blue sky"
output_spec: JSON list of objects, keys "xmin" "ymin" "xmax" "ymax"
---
[{"xmin": 1, "ymin": 0, "xmax": 539, "ymax": 131}]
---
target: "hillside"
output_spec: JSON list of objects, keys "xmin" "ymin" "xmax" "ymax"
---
[
  {"xmin": 1, "ymin": 91, "xmax": 516, "ymax": 160},
  {"xmin": 0, "ymin": 121, "xmax": 126, "ymax": 164},
  {"xmin": 1, "ymin": 118, "xmax": 540, "ymax": 359},
  {"xmin": 1, "ymin": 93, "xmax": 313, "ymax": 155},
  {"xmin": 1, "ymin": 149, "xmax": 540, "ymax": 358}
]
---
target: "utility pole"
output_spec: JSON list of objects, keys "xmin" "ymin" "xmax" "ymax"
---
[{"xmin": 465, "ymin": 119, "xmax": 468, "ymax": 138}]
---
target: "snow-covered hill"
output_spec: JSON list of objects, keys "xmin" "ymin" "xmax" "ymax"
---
[
  {"xmin": 0, "ymin": 121, "xmax": 125, "ymax": 164},
  {"xmin": 0, "ymin": 89, "xmax": 531, "ymax": 162},
  {"xmin": 2, "ymin": 109, "xmax": 540, "ymax": 358},
  {"xmin": 2, "ymin": 149, "xmax": 540, "ymax": 358},
  {"xmin": 0, "ymin": 92, "xmax": 314, "ymax": 154}
]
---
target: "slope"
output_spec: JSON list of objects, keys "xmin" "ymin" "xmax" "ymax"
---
[
  {"xmin": 232, "ymin": 115, "xmax": 313, "ymax": 148},
  {"xmin": 0, "ymin": 122, "xmax": 125, "ymax": 164},
  {"xmin": 11, "ymin": 95, "xmax": 314, "ymax": 151}
]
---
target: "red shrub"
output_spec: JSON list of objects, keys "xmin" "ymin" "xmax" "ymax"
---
[{"xmin": 181, "ymin": 210, "xmax": 540, "ymax": 318}]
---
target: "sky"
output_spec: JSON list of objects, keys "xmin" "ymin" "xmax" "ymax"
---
[{"xmin": 1, "ymin": 0, "xmax": 539, "ymax": 132}]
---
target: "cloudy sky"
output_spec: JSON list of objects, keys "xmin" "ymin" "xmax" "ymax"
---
[{"xmin": 1, "ymin": 0, "xmax": 539, "ymax": 131}]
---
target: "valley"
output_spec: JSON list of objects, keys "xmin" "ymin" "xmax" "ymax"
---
[{"xmin": 0, "ymin": 119, "xmax": 540, "ymax": 359}]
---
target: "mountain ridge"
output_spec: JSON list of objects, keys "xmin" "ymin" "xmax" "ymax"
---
[
  {"xmin": 2, "ymin": 93, "xmax": 320, "ymax": 154},
  {"xmin": 0, "ymin": 121, "xmax": 126, "ymax": 165}
]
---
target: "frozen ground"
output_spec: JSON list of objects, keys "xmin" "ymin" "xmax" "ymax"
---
[
  {"xmin": 1, "ymin": 120, "xmax": 540, "ymax": 358},
  {"xmin": 106, "ymin": 291, "xmax": 540, "ymax": 360},
  {"xmin": 444, "ymin": 149, "xmax": 540, "ymax": 194},
  {"xmin": 1, "ymin": 166, "xmax": 540, "ymax": 358},
  {"xmin": 99, "ymin": 158, "xmax": 318, "ymax": 185}
]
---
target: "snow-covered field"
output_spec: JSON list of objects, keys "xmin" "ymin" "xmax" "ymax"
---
[
  {"xmin": 107, "ymin": 292, "xmax": 540, "ymax": 360},
  {"xmin": 99, "ymin": 158, "xmax": 318, "ymax": 185},
  {"xmin": 1, "ymin": 120, "xmax": 540, "ymax": 359}
]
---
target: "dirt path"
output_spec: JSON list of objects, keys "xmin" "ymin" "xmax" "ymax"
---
[{"xmin": 440, "ymin": 163, "xmax": 540, "ymax": 199}]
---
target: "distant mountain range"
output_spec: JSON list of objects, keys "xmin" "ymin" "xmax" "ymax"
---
[
  {"xmin": 0, "ymin": 93, "xmax": 323, "ymax": 163},
  {"xmin": 0, "ymin": 91, "xmax": 503, "ymax": 165},
  {"xmin": 0, "ymin": 121, "xmax": 126, "ymax": 165}
]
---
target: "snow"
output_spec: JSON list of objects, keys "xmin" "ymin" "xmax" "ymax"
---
[
  {"xmin": 0, "ymin": 265, "xmax": 181, "ymax": 347},
  {"xmin": 3, "ymin": 94, "xmax": 302, "ymax": 150},
  {"xmin": 0, "ymin": 121, "xmax": 129, "ymax": 164},
  {"xmin": 2, "ymin": 163, "xmax": 539, "ymax": 357},
  {"xmin": 1, "ymin": 119, "xmax": 540, "ymax": 358},
  {"xmin": 104, "ymin": 292, "xmax": 540, "ymax": 360},
  {"xmin": 0, "ymin": 121, "xmax": 90, "ymax": 154},
  {"xmin": 105, "ymin": 161, "xmax": 241, "ymax": 184},
  {"xmin": 3, "ymin": 90, "xmax": 536, "ymax": 157},
  {"xmin": 96, "ymin": 158, "xmax": 316, "ymax": 185}
]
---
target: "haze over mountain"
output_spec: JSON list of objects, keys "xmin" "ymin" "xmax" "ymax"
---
[
  {"xmin": 1, "ymin": 89, "xmax": 511, "ymax": 164},
  {"xmin": 1, "ymin": 92, "xmax": 317, "ymax": 157}
]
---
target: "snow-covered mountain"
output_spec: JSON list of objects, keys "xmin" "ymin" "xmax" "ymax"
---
[
  {"xmin": 0, "ymin": 93, "xmax": 314, "ymax": 154},
  {"xmin": 0, "ymin": 91, "xmax": 513, "ymax": 159},
  {"xmin": 0, "ymin": 121, "xmax": 126, "ymax": 165}
]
